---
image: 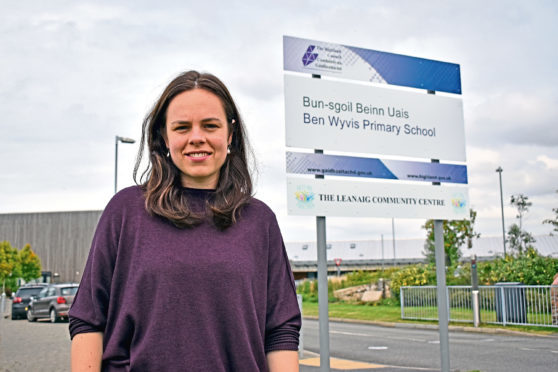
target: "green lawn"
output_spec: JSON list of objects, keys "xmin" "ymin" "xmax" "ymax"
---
[
  {"xmin": 404, "ymin": 305, "xmax": 554, "ymax": 326},
  {"xmin": 302, "ymin": 300, "xmax": 558, "ymax": 335},
  {"xmin": 303, "ymin": 301, "xmax": 404, "ymax": 323}
]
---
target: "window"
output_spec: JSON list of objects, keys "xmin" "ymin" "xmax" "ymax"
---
[
  {"xmin": 350, "ymin": 243, "xmax": 356, "ymax": 249},
  {"xmin": 16, "ymin": 287, "xmax": 44, "ymax": 297},
  {"xmin": 47, "ymin": 287, "xmax": 56, "ymax": 297},
  {"xmin": 61, "ymin": 287, "xmax": 78, "ymax": 296},
  {"xmin": 38, "ymin": 288, "xmax": 48, "ymax": 298},
  {"xmin": 327, "ymin": 244, "xmax": 332, "ymax": 250},
  {"xmin": 302, "ymin": 244, "xmax": 308, "ymax": 250}
]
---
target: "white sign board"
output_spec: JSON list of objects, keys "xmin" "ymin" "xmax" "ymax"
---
[
  {"xmin": 287, "ymin": 177, "xmax": 469, "ymax": 220},
  {"xmin": 284, "ymin": 74, "xmax": 466, "ymax": 161},
  {"xmin": 283, "ymin": 36, "xmax": 462, "ymax": 94}
]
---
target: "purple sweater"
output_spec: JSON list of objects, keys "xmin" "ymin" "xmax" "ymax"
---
[{"xmin": 69, "ymin": 186, "xmax": 300, "ymax": 371}]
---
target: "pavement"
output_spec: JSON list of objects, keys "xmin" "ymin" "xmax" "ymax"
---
[{"xmin": 3, "ymin": 297, "xmax": 556, "ymax": 371}]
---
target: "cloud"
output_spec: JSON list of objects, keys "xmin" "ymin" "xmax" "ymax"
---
[
  {"xmin": 2, "ymin": 0, "xmax": 558, "ymax": 245},
  {"xmin": 536, "ymin": 155, "xmax": 558, "ymax": 170},
  {"xmin": 468, "ymin": 92, "xmax": 558, "ymax": 147}
]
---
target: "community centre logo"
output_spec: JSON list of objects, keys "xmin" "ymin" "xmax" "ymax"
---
[
  {"xmin": 294, "ymin": 186, "xmax": 315, "ymax": 209},
  {"xmin": 451, "ymin": 193, "xmax": 467, "ymax": 213},
  {"xmin": 302, "ymin": 45, "xmax": 318, "ymax": 66}
]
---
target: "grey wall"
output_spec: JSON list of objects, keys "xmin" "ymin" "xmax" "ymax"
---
[{"xmin": 0, "ymin": 211, "xmax": 102, "ymax": 283}]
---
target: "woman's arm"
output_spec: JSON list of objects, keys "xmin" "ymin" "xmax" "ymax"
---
[
  {"xmin": 71, "ymin": 332, "xmax": 103, "ymax": 372},
  {"xmin": 267, "ymin": 350, "xmax": 299, "ymax": 372}
]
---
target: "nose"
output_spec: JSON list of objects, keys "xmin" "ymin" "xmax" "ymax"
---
[{"xmin": 188, "ymin": 124, "xmax": 206, "ymax": 145}]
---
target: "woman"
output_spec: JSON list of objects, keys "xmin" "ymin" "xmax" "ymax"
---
[{"xmin": 69, "ymin": 71, "xmax": 301, "ymax": 371}]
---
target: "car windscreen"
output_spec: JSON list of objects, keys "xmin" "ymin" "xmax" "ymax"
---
[
  {"xmin": 16, "ymin": 287, "xmax": 44, "ymax": 297},
  {"xmin": 61, "ymin": 287, "xmax": 78, "ymax": 296}
]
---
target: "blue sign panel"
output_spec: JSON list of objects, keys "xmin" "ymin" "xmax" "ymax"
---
[
  {"xmin": 284, "ymin": 36, "xmax": 461, "ymax": 94},
  {"xmin": 286, "ymin": 152, "xmax": 468, "ymax": 184}
]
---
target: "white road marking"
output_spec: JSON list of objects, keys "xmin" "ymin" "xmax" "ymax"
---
[
  {"xmin": 330, "ymin": 330, "xmax": 371, "ymax": 337},
  {"xmin": 385, "ymin": 336, "xmax": 426, "ymax": 343},
  {"xmin": 368, "ymin": 346, "xmax": 388, "ymax": 350},
  {"xmin": 428, "ymin": 340, "xmax": 440, "ymax": 344}
]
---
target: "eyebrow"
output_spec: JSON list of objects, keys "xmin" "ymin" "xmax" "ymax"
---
[{"xmin": 169, "ymin": 118, "xmax": 223, "ymax": 126}]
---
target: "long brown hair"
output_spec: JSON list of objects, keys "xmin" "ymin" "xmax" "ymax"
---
[{"xmin": 133, "ymin": 71, "xmax": 253, "ymax": 229}]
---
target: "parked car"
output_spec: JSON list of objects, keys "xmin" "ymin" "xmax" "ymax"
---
[
  {"xmin": 27, "ymin": 283, "xmax": 79, "ymax": 323},
  {"xmin": 11, "ymin": 283, "xmax": 48, "ymax": 320}
]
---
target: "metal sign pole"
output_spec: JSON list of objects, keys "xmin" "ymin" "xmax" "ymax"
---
[
  {"xmin": 316, "ymin": 215, "xmax": 330, "ymax": 371},
  {"xmin": 471, "ymin": 255, "xmax": 480, "ymax": 327},
  {"xmin": 314, "ymin": 145, "xmax": 330, "ymax": 371},
  {"xmin": 310, "ymin": 71, "xmax": 331, "ymax": 371},
  {"xmin": 427, "ymin": 88, "xmax": 451, "ymax": 372},
  {"xmin": 434, "ymin": 220, "xmax": 450, "ymax": 371}
]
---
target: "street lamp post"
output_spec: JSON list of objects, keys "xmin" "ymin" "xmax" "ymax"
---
[
  {"xmin": 115, "ymin": 136, "xmax": 136, "ymax": 194},
  {"xmin": 496, "ymin": 167, "xmax": 506, "ymax": 256}
]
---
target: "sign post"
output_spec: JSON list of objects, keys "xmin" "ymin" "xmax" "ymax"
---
[
  {"xmin": 334, "ymin": 258, "xmax": 342, "ymax": 277},
  {"xmin": 283, "ymin": 36, "xmax": 467, "ymax": 372},
  {"xmin": 316, "ymin": 214, "xmax": 330, "ymax": 371},
  {"xmin": 315, "ymin": 145, "xmax": 330, "ymax": 372},
  {"xmin": 434, "ymin": 220, "xmax": 450, "ymax": 371}
]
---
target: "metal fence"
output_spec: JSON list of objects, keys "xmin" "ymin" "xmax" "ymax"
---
[{"xmin": 401, "ymin": 285, "xmax": 558, "ymax": 328}]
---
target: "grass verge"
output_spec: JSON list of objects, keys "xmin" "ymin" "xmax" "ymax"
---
[{"xmin": 302, "ymin": 300, "xmax": 558, "ymax": 335}]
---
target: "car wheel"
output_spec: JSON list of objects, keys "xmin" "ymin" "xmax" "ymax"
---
[
  {"xmin": 49, "ymin": 308, "xmax": 58, "ymax": 323},
  {"xmin": 27, "ymin": 309, "xmax": 36, "ymax": 322}
]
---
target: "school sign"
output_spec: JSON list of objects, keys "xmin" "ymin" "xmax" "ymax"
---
[{"xmin": 283, "ymin": 36, "xmax": 469, "ymax": 220}]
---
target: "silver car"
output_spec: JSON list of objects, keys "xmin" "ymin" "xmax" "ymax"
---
[{"xmin": 27, "ymin": 283, "xmax": 78, "ymax": 323}]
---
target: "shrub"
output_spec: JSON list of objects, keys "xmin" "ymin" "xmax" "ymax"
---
[
  {"xmin": 390, "ymin": 264, "xmax": 437, "ymax": 301},
  {"xmin": 478, "ymin": 248, "xmax": 558, "ymax": 285}
]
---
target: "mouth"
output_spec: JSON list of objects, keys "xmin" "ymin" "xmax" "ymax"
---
[
  {"xmin": 185, "ymin": 151, "xmax": 212, "ymax": 161},
  {"xmin": 187, "ymin": 152, "xmax": 211, "ymax": 158}
]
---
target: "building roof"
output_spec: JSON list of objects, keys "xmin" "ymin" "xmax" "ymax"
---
[{"xmin": 285, "ymin": 235, "xmax": 558, "ymax": 262}]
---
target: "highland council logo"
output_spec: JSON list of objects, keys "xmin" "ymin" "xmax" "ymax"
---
[
  {"xmin": 294, "ymin": 186, "xmax": 315, "ymax": 209},
  {"xmin": 451, "ymin": 193, "xmax": 467, "ymax": 213},
  {"xmin": 302, "ymin": 45, "xmax": 318, "ymax": 66}
]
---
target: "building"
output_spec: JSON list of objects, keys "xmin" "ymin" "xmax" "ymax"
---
[
  {"xmin": 2, "ymin": 210, "xmax": 557, "ymax": 282},
  {"xmin": 285, "ymin": 235, "xmax": 558, "ymax": 279},
  {"xmin": 0, "ymin": 211, "xmax": 102, "ymax": 283}
]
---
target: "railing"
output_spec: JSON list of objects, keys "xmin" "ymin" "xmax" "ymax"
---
[{"xmin": 401, "ymin": 285, "xmax": 558, "ymax": 328}]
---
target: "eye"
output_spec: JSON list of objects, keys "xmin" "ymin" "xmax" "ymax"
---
[
  {"xmin": 204, "ymin": 122, "xmax": 219, "ymax": 129},
  {"xmin": 175, "ymin": 124, "xmax": 190, "ymax": 131}
]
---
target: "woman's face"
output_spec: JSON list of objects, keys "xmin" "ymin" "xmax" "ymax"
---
[{"xmin": 163, "ymin": 89, "xmax": 232, "ymax": 189}]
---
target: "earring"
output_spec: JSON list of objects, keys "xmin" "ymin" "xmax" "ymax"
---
[
  {"xmin": 227, "ymin": 145, "xmax": 231, "ymax": 154},
  {"xmin": 166, "ymin": 150, "xmax": 170, "ymax": 158}
]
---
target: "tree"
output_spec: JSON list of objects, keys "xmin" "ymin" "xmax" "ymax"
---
[
  {"xmin": 18, "ymin": 244, "xmax": 42, "ymax": 282},
  {"xmin": 509, "ymin": 193, "xmax": 535, "ymax": 253},
  {"xmin": 0, "ymin": 241, "xmax": 21, "ymax": 293},
  {"xmin": 510, "ymin": 194, "xmax": 532, "ymax": 230},
  {"xmin": 423, "ymin": 209, "xmax": 481, "ymax": 269},
  {"xmin": 542, "ymin": 190, "xmax": 558, "ymax": 235},
  {"xmin": 506, "ymin": 223, "xmax": 536, "ymax": 255}
]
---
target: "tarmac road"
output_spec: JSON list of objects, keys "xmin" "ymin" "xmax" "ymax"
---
[
  {"xmin": 301, "ymin": 318, "xmax": 558, "ymax": 371},
  {"xmin": 0, "ymin": 315, "xmax": 71, "ymax": 372},
  {"xmin": 2, "ymin": 307, "xmax": 558, "ymax": 371}
]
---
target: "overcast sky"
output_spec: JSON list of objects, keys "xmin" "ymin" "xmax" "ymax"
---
[{"xmin": 2, "ymin": 1, "xmax": 557, "ymax": 250}]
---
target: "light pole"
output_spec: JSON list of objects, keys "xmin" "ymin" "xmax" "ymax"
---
[
  {"xmin": 496, "ymin": 167, "xmax": 506, "ymax": 256},
  {"xmin": 115, "ymin": 136, "xmax": 136, "ymax": 194}
]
